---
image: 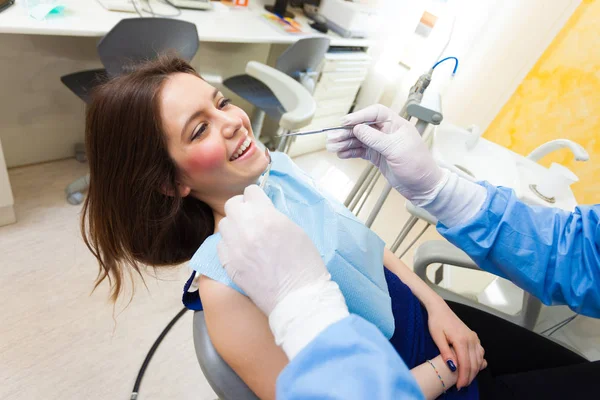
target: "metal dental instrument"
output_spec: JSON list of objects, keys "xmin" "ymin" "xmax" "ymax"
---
[
  {"xmin": 258, "ymin": 148, "xmax": 272, "ymax": 189},
  {"xmin": 278, "ymin": 120, "xmax": 392, "ymax": 137}
]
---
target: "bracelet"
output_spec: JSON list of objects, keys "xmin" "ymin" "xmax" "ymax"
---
[{"xmin": 426, "ymin": 359, "xmax": 447, "ymax": 394}]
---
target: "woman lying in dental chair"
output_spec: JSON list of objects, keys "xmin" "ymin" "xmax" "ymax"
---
[{"xmin": 82, "ymin": 55, "xmax": 598, "ymax": 400}]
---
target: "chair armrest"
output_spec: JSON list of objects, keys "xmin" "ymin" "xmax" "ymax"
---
[
  {"xmin": 413, "ymin": 241, "xmax": 516, "ymax": 320},
  {"xmin": 413, "ymin": 241, "xmax": 545, "ymax": 330},
  {"xmin": 245, "ymin": 61, "xmax": 316, "ymax": 131},
  {"xmin": 413, "ymin": 240, "xmax": 479, "ymax": 276},
  {"xmin": 527, "ymin": 139, "xmax": 589, "ymax": 162}
]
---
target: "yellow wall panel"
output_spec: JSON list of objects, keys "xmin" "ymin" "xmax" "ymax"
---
[{"xmin": 485, "ymin": 0, "xmax": 600, "ymax": 204}]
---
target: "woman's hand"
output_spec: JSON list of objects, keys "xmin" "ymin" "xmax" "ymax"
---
[{"xmin": 426, "ymin": 300, "xmax": 487, "ymax": 390}]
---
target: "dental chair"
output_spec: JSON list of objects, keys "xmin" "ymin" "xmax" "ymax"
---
[
  {"xmin": 193, "ymin": 312, "xmax": 259, "ymax": 400},
  {"xmin": 223, "ymin": 37, "xmax": 330, "ymax": 153},
  {"xmin": 191, "ymin": 60, "xmax": 316, "ymax": 400},
  {"xmin": 60, "ymin": 18, "xmax": 200, "ymax": 205}
]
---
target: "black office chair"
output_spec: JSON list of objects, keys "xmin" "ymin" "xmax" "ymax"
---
[
  {"xmin": 223, "ymin": 37, "xmax": 330, "ymax": 151},
  {"xmin": 60, "ymin": 18, "xmax": 199, "ymax": 205}
]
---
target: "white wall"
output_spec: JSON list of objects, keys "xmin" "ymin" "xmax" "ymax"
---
[
  {"xmin": 360, "ymin": 0, "xmax": 580, "ymax": 132},
  {"xmin": 441, "ymin": 0, "xmax": 581, "ymax": 131}
]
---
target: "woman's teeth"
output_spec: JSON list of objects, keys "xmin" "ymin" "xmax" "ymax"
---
[{"xmin": 230, "ymin": 137, "xmax": 252, "ymax": 161}]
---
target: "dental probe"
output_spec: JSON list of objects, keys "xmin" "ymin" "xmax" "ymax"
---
[{"xmin": 278, "ymin": 120, "xmax": 392, "ymax": 137}]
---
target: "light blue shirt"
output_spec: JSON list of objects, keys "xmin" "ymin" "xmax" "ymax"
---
[
  {"xmin": 439, "ymin": 181, "xmax": 600, "ymax": 318},
  {"xmin": 277, "ymin": 315, "xmax": 424, "ymax": 400}
]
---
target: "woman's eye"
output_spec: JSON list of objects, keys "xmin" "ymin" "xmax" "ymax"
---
[
  {"xmin": 191, "ymin": 123, "xmax": 207, "ymax": 141},
  {"xmin": 219, "ymin": 98, "xmax": 232, "ymax": 109}
]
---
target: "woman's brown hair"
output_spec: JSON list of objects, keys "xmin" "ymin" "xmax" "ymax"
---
[{"xmin": 82, "ymin": 55, "xmax": 214, "ymax": 302}]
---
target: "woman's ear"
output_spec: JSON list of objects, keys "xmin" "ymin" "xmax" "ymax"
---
[
  {"xmin": 161, "ymin": 182, "xmax": 191, "ymax": 197},
  {"xmin": 178, "ymin": 183, "xmax": 191, "ymax": 197}
]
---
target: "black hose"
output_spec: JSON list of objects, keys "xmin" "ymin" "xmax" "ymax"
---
[{"xmin": 131, "ymin": 307, "xmax": 189, "ymax": 400}]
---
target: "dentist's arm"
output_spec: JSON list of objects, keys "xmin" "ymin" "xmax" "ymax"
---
[
  {"xmin": 217, "ymin": 185, "xmax": 424, "ymax": 400},
  {"xmin": 329, "ymin": 104, "xmax": 600, "ymax": 318}
]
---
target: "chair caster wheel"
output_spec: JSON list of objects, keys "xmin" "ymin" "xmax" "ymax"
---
[
  {"xmin": 67, "ymin": 192, "xmax": 84, "ymax": 205},
  {"xmin": 75, "ymin": 152, "xmax": 87, "ymax": 163},
  {"xmin": 75, "ymin": 143, "xmax": 87, "ymax": 163}
]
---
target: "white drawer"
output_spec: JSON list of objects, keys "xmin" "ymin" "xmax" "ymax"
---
[
  {"xmin": 314, "ymin": 99, "xmax": 354, "ymax": 119},
  {"xmin": 303, "ymin": 114, "xmax": 349, "ymax": 130},
  {"xmin": 313, "ymin": 83, "xmax": 361, "ymax": 101},
  {"xmin": 322, "ymin": 59, "xmax": 371, "ymax": 74},
  {"xmin": 320, "ymin": 69, "xmax": 369, "ymax": 82}
]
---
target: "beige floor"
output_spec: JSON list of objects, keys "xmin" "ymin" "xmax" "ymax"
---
[{"xmin": 1, "ymin": 152, "xmax": 599, "ymax": 400}]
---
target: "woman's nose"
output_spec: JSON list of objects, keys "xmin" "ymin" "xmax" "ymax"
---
[{"xmin": 220, "ymin": 114, "xmax": 243, "ymax": 139}]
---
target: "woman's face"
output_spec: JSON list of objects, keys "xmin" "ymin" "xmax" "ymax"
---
[{"xmin": 160, "ymin": 73, "xmax": 269, "ymax": 203}]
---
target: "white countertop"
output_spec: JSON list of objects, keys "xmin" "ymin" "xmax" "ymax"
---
[{"xmin": 0, "ymin": 0, "xmax": 373, "ymax": 46}]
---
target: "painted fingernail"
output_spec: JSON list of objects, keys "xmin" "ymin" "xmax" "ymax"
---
[{"xmin": 446, "ymin": 360, "xmax": 457, "ymax": 372}]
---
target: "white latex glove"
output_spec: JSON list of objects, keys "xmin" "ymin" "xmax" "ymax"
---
[
  {"xmin": 217, "ymin": 185, "xmax": 349, "ymax": 358},
  {"xmin": 328, "ymin": 104, "xmax": 488, "ymax": 226},
  {"xmin": 326, "ymin": 104, "xmax": 448, "ymax": 206}
]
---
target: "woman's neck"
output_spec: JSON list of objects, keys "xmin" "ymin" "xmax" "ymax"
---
[{"xmin": 190, "ymin": 188, "xmax": 247, "ymax": 234}]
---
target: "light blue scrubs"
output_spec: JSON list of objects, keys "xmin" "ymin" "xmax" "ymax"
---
[
  {"xmin": 439, "ymin": 182, "xmax": 600, "ymax": 318},
  {"xmin": 277, "ymin": 315, "xmax": 424, "ymax": 400}
]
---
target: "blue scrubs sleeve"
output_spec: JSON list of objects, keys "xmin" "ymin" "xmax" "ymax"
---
[
  {"xmin": 438, "ymin": 182, "xmax": 600, "ymax": 318},
  {"xmin": 277, "ymin": 315, "xmax": 424, "ymax": 400}
]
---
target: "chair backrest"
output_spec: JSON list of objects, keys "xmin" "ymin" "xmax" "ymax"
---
[
  {"xmin": 192, "ymin": 311, "xmax": 259, "ymax": 400},
  {"xmin": 60, "ymin": 68, "xmax": 109, "ymax": 104},
  {"xmin": 245, "ymin": 61, "xmax": 316, "ymax": 131},
  {"xmin": 275, "ymin": 37, "xmax": 330, "ymax": 77},
  {"xmin": 98, "ymin": 18, "xmax": 200, "ymax": 76}
]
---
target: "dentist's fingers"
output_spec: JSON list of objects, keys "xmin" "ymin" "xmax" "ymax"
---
[
  {"xmin": 326, "ymin": 137, "xmax": 364, "ymax": 153},
  {"xmin": 223, "ymin": 194, "xmax": 244, "ymax": 218},
  {"xmin": 327, "ymin": 128, "xmax": 355, "ymax": 143},
  {"xmin": 217, "ymin": 240, "xmax": 233, "ymax": 271},
  {"xmin": 341, "ymin": 104, "xmax": 393, "ymax": 126},
  {"xmin": 243, "ymin": 184, "xmax": 272, "ymax": 206},
  {"xmin": 352, "ymin": 124, "xmax": 392, "ymax": 155},
  {"xmin": 217, "ymin": 217, "xmax": 239, "ymax": 252},
  {"xmin": 337, "ymin": 147, "xmax": 368, "ymax": 160}
]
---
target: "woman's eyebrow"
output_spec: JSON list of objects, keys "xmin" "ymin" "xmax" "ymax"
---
[{"xmin": 180, "ymin": 88, "xmax": 220, "ymax": 140}]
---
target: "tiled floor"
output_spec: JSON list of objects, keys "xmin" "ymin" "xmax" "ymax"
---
[{"xmin": 1, "ymin": 152, "xmax": 598, "ymax": 399}]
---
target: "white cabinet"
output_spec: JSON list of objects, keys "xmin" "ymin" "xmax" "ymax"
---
[{"xmin": 289, "ymin": 50, "xmax": 371, "ymax": 157}]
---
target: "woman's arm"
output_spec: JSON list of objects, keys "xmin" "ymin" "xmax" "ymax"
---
[
  {"xmin": 199, "ymin": 275, "xmax": 288, "ymax": 400},
  {"xmin": 382, "ymin": 248, "xmax": 444, "ymax": 309},
  {"xmin": 383, "ymin": 248, "xmax": 485, "ymax": 390},
  {"xmin": 411, "ymin": 354, "xmax": 458, "ymax": 400}
]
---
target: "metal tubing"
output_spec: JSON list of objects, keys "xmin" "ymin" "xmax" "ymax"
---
[
  {"xmin": 344, "ymin": 165, "xmax": 374, "ymax": 207},
  {"xmin": 415, "ymin": 119, "xmax": 429, "ymax": 136},
  {"xmin": 349, "ymin": 166, "xmax": 378, "ymax": 212},
  {"xmin": 390, "ymin": 215, "xmax": 419, "ymax": 253},
  {"xmin": 365, "ymin": 182, "xmax": 392, "ymax": 228},
  {"xmin": 354, "ymin": 171, "xmax": 380, "ymax": 216}
]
